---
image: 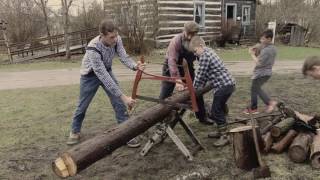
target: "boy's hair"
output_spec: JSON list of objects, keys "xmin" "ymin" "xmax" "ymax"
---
[
  {"xmin": 261, "ymin": 29, "xmax": 274, "ymax": 39},
  {"xmin": 302, "ymin": 56, "xmax": 320, "ymax": 75},
  {"xmin": 99, "ymin": 19, "xmax": 118, "ymax": 35},
  {"xmin": 189, "ymin": 36, "xmax": 205, "ymax": 51}
]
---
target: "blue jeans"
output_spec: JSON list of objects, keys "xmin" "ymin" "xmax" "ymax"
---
[
  {"xmin": 71, "ymin": 72, "xmax": 128, "ymax": 133},
  {"xmin": 211, "ymin": 85, "xmax": 235, "ymax": 125},
  {"xmin": 251, "ymin": 76, "xmax": 271, "ymax": 110}
]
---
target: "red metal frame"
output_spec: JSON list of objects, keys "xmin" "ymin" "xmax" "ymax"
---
[{"xmin": 131, "ymin": 56, "xmax": 199, "ymax": 112}]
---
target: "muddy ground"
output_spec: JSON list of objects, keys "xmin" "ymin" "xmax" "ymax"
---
[{"xmin": 1, "ymin": 73, "xmax": 320, "ymax": 180}]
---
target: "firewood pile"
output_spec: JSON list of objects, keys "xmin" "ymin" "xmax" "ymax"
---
[{"xmin": 255, "ymin": 103, "xmax": 320, "ymax": 168}]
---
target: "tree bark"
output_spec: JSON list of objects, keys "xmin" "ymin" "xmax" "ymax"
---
[
  {"xmin": 311, "ymin": 129, "xmax": 320, "ymax": 169},
  {"xmin": 270, "ymin": 117, "xmax": 295, "ymax": 138},
  {"xmin": 230, "ymin": 126, "xmax": 262, "ymax": 170},
  {"xmin": 61, "ymin": 0, "xmax": 73, "ymax": 59},
  {"xmin": 288, "ymin": 132, "xmax": 313, "ymax": 163},
  {"xmin": 52, "ymin": 85, "xmax": 213, "ymax": 178},
  {"xmin": 271, "ymin": 129, "xmax": 298, "ymax": 153}
]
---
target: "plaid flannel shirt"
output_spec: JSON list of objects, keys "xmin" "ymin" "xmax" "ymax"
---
[{"xmin": 193, "ymin": 48, "xmax": 235, "ymax": 90}]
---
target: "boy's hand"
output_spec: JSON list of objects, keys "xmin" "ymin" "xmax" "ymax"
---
[
  {"xmin": 248, "ymin": 48, "xmax": 256, "ymax": 56},
  {"xmin": 136, "ymin": 61, "xmax": 146, "ymax": 71},
  {"xmin": 120, "ymin": 95, "xmax": 136, "ymax": 108},
  {"xmin": 175, "ymin": 79, "xmax": 186, "ymax": 91}
]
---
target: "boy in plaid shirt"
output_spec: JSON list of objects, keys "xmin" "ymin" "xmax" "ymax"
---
[{"xmin": 189, "ymin": 36, "xmax": 236, "ymax": 147}]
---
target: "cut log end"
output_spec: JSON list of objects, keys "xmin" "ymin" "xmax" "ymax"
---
[
  {"xmin": 52, "ymin": 153, "xmax": 77, "ymax": 178},
  {"xmin": 270, "ymin": 127, "xmax": 281, "ymax": 137},
  {"xmin": 288, "ymin": 146, "xmax": 308, "ymax": 163},
  {"xmin": 311, "ymin": 153, "xmax": 320, "ymax": 169}
]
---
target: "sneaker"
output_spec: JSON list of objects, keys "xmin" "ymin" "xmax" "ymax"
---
[
  {"xmin": 243, "ymin": 108, "xmax": 259, "ymax": 115},
  {"xmin": 265, "ymin": 100, "xmax": 277, "ymax": 113},
  {"xmin": 208, "ymin": 124, "xmax": 227, "ymax": 138},
  {"xmin": 127, "ymin": 138, "xmax": 141, "ymax": 148},
  {"xmin": 66, "ymin": 132, "xmax": 81, "ymax": 145},
  {"xmin": 199, "ymin": 118, "xmax": 214, "ymax": 125},
  {"xmin": 213, "ymin": 135, "xmax": 230, "ymax": 147}
]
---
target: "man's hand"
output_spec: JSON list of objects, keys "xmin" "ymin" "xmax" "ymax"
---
[
  {"xmin": 135, "ymin": 61, "xmax": 146, "ymax": 71},
  {"xmin": 120, "ymin": 95, "xmax": 136, "ymax": 108},
  {"xmin": 175, "ymin": 79, "xmax": 186, "ymax": 91}
]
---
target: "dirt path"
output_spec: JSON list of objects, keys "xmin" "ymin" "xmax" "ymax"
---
[{"xmin": 0, "ymin": 61, "xmax": 303, "ymax": 90}]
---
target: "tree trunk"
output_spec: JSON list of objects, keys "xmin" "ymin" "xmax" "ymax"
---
[
  {"xmin": 270, "ymin": 117, "xmax": 295, "ymax": 138},
  {"xmin": 230, "ymin": 126, "xmax": 262, "ymax": 170},
  {"xmin": 311, "ymin": 129, "xmax": 320, "ymax": 169},
  {"xmin": 39, "ymin": 0, "xmax": 54, "ymax": 51},
  {"xmin": 262, "ymin": 131, "xmax": 273, "ymax": 153},
  {"xmin": 271, "ymin": 129, "xmax": 298, "ymax": 153},
  {"xmin": 61, "ymin": 0, "xmax": 72, "ymax": 59},
  {"xmin": 288, "ymin": 132, "xmax": 313, "ymax": 163},
  {"xmin": 52, "ymin": 85, "xmax": 213, "ymax": 178}
]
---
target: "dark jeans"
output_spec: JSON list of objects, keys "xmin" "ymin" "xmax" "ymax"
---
[
  {"xmin": 71, "ymin": 72, "xmax": 128, "ymax": 133},
  {"xmin": 159, "ymin": 65, "xmax": 207, "ymax": 121},
  {"xmin": 251, "ymin": 76, "xmax": 271, "ymax": 110},
  {"xmin": 211, "ymin": 85, "xmax": 235, "ymax": 125}
]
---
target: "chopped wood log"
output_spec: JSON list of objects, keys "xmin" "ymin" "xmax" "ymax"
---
[
  {"xmin": 260, "ymin": 116, "xmax": 283, "ymax": 135},
  {"xmin": 288, "ymin": 133, "xmax": 313, "ymax": 163},
  {"xmin": 271, "ymin": 129, "xmax": 298, "ymax": 153},
  {"xmin": 52, "ymin": 85, "xmax": 213, "ymax": 178},
  {"xmin": 262, "ymin": 132, "xmax": 273, "ymax": 153},
  {"xmin": 230, "ymin": 126, "xmax": 263, "ymax": 170},
  {"xmin": 311, "ymin": 129, "xmax": 320, "ymax": 169},
  {"xmin": 270, "ymin": 117, "xmax": 295, "ymax": 138}
]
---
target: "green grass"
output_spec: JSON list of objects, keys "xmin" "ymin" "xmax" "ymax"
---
[
  {"xmin": 216, "ymin": 45, "xmax": 320, "ymax": 61},
  {"xmin": 0, "ymin": 45, "xmax": 319, "ymax": 72},
  {"xmin": 1, "ymin": 75, "xmax": 320, "ymax": 179}
]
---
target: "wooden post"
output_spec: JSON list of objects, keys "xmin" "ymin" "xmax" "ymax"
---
[
  {"xmin": 0, "ymin": 20, "xmax": 13, "ymax": 63},
  {"xmin": 230, "ymin": 126, "xmax": 262, "ymax": 170},
  {"xmin": 310, "ymin": 129, "xmax": 320, "ymax": 169},
  {"xmin": 271, "ymin": 129, "xmax": 298, "ymax": 153},
  {"xmin": 288, "ymin": 132, "xmax": 313, "ymax": 163},
  {"xmin": 52, "ymin": 85, "xmax": 213, "ymax": 178},
  {"xmin": 270, "ymin": 117, "xmax": 295, "ymax": 138}
]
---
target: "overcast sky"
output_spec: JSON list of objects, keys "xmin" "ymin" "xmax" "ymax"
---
[{"xmin": 47, "ymin": 0, "xmax": 103, "ymax": 15}]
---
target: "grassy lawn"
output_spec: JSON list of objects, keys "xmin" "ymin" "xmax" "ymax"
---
[
  {"xmin": 0, "ymin": 45, "xmax": 319, "ymax": 72},
  {"xmin": 216, "ymin": 45, "xmax": 320, "ymax": 61},
  {"xmin": 1, "ymin": 74, "xmax": 320, "ymax": 179}
]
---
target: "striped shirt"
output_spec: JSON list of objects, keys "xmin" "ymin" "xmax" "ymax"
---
[
  {"xmin": 193, "ymin": 48, "xmax": 235, "ymax": 90},
  {"xmin": 80, "ymin": 35, "xmax": 137, "ymax": 97}
]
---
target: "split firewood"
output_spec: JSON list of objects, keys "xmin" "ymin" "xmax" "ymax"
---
[
  {"xmin": 311, "ymin": 129, "xmax": 320, "ymax": 169},
  {"xmin": 270, "ymin": 117, "xmax": 295, "ymax": 138},
  {"xmin": 262, "ymin": 132, "xmax": 273, "ymax": 153},
  {"xmin": 271, "ymin": 129, "xmax": 298, "ymax": 153},
  {"xmin": 288, "ymin": 132, "xmax": 313, "ymax": 163}
]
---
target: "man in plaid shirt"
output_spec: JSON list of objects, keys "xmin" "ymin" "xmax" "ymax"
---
[{"xmin": 190, "ymin": 36, "xmax": 235, "ymax": 147}]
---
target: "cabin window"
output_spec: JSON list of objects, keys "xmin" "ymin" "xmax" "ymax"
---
[
  {"xmin": 194, "ymin": 2, "xmax": 205, "ymax": 27},
  {"xmin": 242, "ymin": 5, "xmax": 251, "ymax": 25},
  {"xmin": 120, "ymin": 7, "xmax": 129, "ymax": 25}
]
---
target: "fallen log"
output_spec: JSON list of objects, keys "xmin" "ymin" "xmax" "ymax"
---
[
  {"xmin": 230, "ymin": 126, "xmax": 262, "ymax": 170},
  {"xmin": 270, "ymin": 117, "xmax": 295, "ymax": 138},
  {"xmin": 271, "ymin": 129, "xmax": 298, "ymax": 153},
  {"xmin": 288, "ymin": 132, "xmax": 313, "ymax": 163},
  {"xmin": 311, "ymin": 129, "xmax": 320, "ymax": 169},
  {"xmin": 52, "ymin": 85, "xmax": 213, "ymax": 178},
  {"xmin": 262, "ymin": 132, "xmax": 273, "ymax": 153}
]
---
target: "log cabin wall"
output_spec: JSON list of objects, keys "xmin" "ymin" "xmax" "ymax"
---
[{"xmin": 104, "ymin": 0, "xmax": 222, "ymax": 48}]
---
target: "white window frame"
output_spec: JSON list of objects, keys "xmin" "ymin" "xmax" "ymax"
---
[
  {"xmin": 194, "ymin": 2, "xmax": 206, "ymax": 27},
  {"xmin": 242, "ymin": 5, "xmax": 251, "ymax": 25},
  {"xmin": 225, "ymin": 3, "xmax": 237, "ymax": 22}
]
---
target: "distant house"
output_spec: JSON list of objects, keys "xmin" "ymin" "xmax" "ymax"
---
[
  {"xmin": 104, "ymin": 0, "xmax": 258, "ymax": 47},
  {"xmin": 222, "ymin": 0, "xmax": 259, "ymax": 42}
]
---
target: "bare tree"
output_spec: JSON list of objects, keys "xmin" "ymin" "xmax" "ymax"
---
[
  {"xmin": 34, "ymin": 0, "xmax": 54, "ymax": 50},
  {"xmin": 61, "ymin": 0, "xmax": 73, "ymax": 59}
]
